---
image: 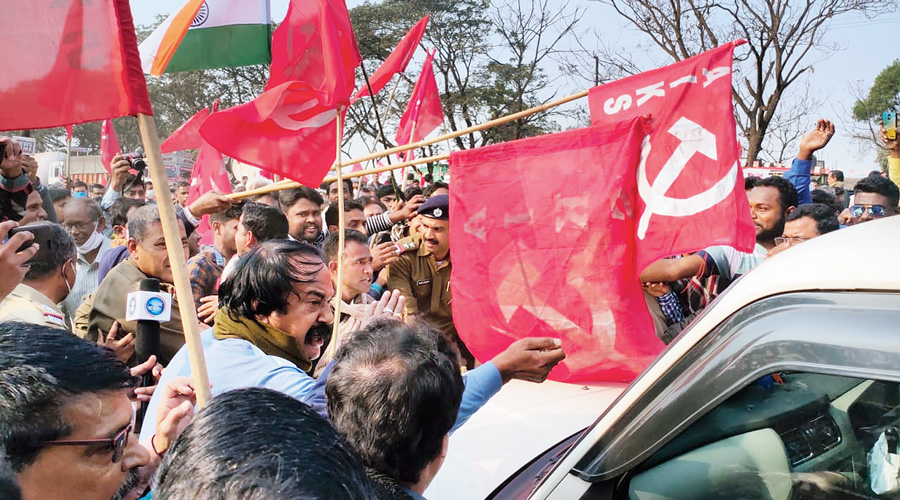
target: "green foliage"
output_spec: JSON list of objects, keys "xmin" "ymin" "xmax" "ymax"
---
[{"xmin": 852, "ymin": 59, "xmax": 900, "ymax": 122}]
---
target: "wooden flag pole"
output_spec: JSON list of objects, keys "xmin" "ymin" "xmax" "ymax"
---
[
  {"xmin": 227, "ymin": 152, "xmax": 450, "ymax": 201},
  {"xmin": 237, "ymin": 88, "xmax": 589, "ymax": 197},
  {"xmin": 402, "ymin": 119, "xmax": 418, "ymax": 190},
  {"xmin": 136, "ymin": 113, "xmax": 212, "ymax": 407},
  {"xmin": 327, "ymin": 111, "xmax": 346, "ymax": 364}
]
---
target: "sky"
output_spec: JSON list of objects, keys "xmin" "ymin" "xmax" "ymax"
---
[{"xmin": 130, "ymin": 0, "xmax": 900, "ymax": 177}]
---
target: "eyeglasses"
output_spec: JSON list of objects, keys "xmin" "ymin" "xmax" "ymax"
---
[
  {"xmin": 44, "ymin": 425, "xmax": 132, "ymax": 463},
  {"xmin": 774, "ymin": 236, "xmax": 809, "ymax": 246},
  {"xmin": 850, "ymin": 205, "xmax": 886, "ymax": 218},
  {"xmin": 63, "ymin": 220, "xmax": 97, "ymax": 232}
]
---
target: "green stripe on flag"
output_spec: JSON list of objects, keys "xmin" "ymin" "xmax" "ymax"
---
[{"xmin": 165, "ymin": 24, "xmax": 272, "ymax": 73}]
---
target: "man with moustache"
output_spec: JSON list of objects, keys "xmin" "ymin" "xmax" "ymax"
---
[
  {"xmin": 0, "ymin": 322, "xmax": 151, "ymax": 500},
  {"xmin": 387, "ymin": 195, "xmax": 475, "ymax": 368}
]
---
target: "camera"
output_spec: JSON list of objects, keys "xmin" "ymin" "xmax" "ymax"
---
[
  {"xmin": 884, "ymin": 111, "xmax": 897, "ymax": 141},
  {"xmin": 126, "ymin": 149, "xmax": 148, "ymax": 171}
]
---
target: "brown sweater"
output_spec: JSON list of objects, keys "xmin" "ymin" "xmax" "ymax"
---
[{"xmin": 87, "ymin": 259, "xmax": 187, "ymax": 365}]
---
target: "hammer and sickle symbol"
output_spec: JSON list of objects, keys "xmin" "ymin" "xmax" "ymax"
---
[
  {"xmin": 270, "ymin": 88, "xmax": 338, "ymax": 132},
  {"xmin": 637, "ymin": 117, "xmax": 739, "ymax": 239}
]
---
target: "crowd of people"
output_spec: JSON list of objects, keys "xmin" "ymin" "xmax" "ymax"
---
[{"xmin": 1, "ymin": 116, "xmax": 899, "ymax": 500}]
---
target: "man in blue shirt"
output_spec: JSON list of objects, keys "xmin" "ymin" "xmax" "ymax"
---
[{"xmin": 140, "ymin": 240, "xmax": 565, "ymax": 443}]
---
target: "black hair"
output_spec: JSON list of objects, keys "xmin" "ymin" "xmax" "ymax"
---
[
  {"xmin": 108, "ymin": 198, "xmax": 146, "ymax": 228},
  {"xmin": 175, "ymin": 181, "xmax": 191, "ymax": 190},
  {"xmin": 89, "ymin": 183, "xmax": 105, "ymax": 191},
  {"xmin": 376, "ymin": 185, "xmax": 403, "ymax": 202},
  {"xmin": 0, "ymin": 451, "xmax": 21, "ymax": 500},
  {"xmin": 0, "ymin": 322, "xmax": 135, "ymax": 471},
  {"xmin": 323, "ymin": 230, "xmax": 369, "ymax": 263},
  {"xmin": 829, "ymin": 170, "xmax": 844, "ymax": 182},
  {"xmin": 869, "ymin": 170, "xmax": 884, "ymax": 178},
  {"xmin": 785, "ymin": 203, "xmax": 840, "ymax": 235},
  {"xmin": 403, "ymin": 186, "xmax": 422, "ymax": 200},
  {"xmin": 153, "ymin": 388, "xmax": 374, "ymax": 500},
  {"xmin": 210, "ymin": 202, "xmax": 244, "ymax": 225},
  {"xmin": 324, "ymin": 200, "xmax": 365, "ymax": 229},
  {"xmin": 327, "ymin": 319, "xmax": 464, "ymax": 485},
  {"xmin": 743, "ymin": 176, "xmax": 761, "ymax": 191},
  {"xmin": 359, "ymin": 196, "xmax": 386, "ymax": 213},
  {"xmin": 423, "ymin": 181, "xmax": 448, "ymax": 198},
  {"xmin": 218, "ymin": 240, "xmax": 325, "ymax": 319},
  {"xmin": 123, "ymin": 173, "xmax": 143, "ymax": 194},
  {"xmin": 240, "ymin": 202, "xmax": 288, "ymax": 243},
  {"xmin": 424, "ymin": 174, "xmax": 434, "ymax": 183},
  {"xmin": 810, "ymin": 189, "xmax": 844, "ymax": 214},
  {"xmin": 72, "ymin": 181, "xmax": 88, "ymax": 190},
  {"xmin": 24, "ymin": 223, "xmax": 75, "ymax": 281},
  {"xmin": 753, "ymin": 176, "xmax": 798, "ymax": 214},
  {"xmin": 278, "ymin": 186, "xmax": 324, "ymax": 213},
  {"xmin": 854, "ymin": 174, "xmax": 900, "ymax": 210},
  {"xmin": 48, "ymin": 188, "xmax": 71, "ymax": 203},
  {"xmin": 326, "ymin": 179, "xmax": 353, "ymax": 196}
]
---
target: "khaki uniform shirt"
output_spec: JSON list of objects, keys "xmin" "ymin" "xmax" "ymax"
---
[
  {"xmin": 0, "ymin": 284, "xmax": 67, "ymax": 330},
  {"xmin": 388, "ymin": 236, "xmax": 473, "ymax": 365}
]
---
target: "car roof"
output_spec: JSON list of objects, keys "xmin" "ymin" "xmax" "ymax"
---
[{"xmin": 689, "ymin": 215, "xmax": 900, "ymax": 334}]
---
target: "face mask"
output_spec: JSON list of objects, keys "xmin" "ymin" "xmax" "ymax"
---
[
  {"xmin": 63, "ymin": 261, "xmax": 75, "ymax": 295},
  {"xmin": 73, "ymin": 192, "xmax": 87, "ymax": 198},
  {"xmin": 76, "ymin": 223, "xmax": 103, "ymax": 255}
]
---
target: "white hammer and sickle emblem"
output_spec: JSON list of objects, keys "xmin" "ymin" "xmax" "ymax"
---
[
  {"xmin": 637, "ymin": 117, "xmax": 738, "ymax": 239},
  {"xmin": 271, "ymin": 89, "xmax": 338, "ymax": 132}
]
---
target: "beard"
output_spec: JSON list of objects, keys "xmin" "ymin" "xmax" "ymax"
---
[
  {"xmin": 756, "ymin": 218, "xmax": 785, "ymax": 243},
  {"xmin": 111, "ymin": 468, "xmax": 142, "ymax": 500}
]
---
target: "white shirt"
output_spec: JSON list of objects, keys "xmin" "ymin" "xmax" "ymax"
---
[{"xmin": 61, "ymin": 236, "xmax": 112, "ymax": 321}]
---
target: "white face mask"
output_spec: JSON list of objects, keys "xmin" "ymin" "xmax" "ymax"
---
[
  {"xmin": 76, "ymin": 223, "xmax": 103, "ymax": 255},
  {"xmin": 62, "ymin": 260, "xmax": 75, "ymax": 295}
]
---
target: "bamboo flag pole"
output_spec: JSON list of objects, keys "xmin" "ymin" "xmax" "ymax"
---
[
  {"xmin": 401, "ymin": 119, "xmax": 418, "ymax": 190},
  {"xmin": 228, "ymin": 88, "xmax": 589, "ymax": 199},
  {"xmin": 136, "ymin": 113, "xmax": 212, "ymax": 407},
  {"xmin": 228, "ymin": 152, "xmax": 449, "ymax": 201},
  {"xmin": 326, "ymin": 111, "xmax": 346, "ymax": 364}
]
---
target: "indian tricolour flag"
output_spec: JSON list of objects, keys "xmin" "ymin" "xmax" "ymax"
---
[{"xmin": 140, "ymin": 0, "xmax": 271, "ymax": 75}]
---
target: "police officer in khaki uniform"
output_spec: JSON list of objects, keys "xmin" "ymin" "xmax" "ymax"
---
[
  {"xmin": 0, "ymin": 223, "xmax": 76, "ymax": 330},
  {"xmin": 387, "ymin": 195, "xmax": 475, "ymax": 367}
]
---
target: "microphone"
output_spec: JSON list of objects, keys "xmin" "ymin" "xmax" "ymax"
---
[
  {"xmin": 126, "ymin": 278, "xmax": 171, "ymax": 425},
  {"xmin": 126, "ymin": 278, "xmax": 172, "ymax": 365}
]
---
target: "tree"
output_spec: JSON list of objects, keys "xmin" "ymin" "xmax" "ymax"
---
[
  {"xmin": 850, "ymin": 60, "xmax": 900, "ymax": 170},
  {"xmin": 346, "ymin": 0, "xmax": 587, "ymax": 155},
  {"xmin": 602, "ymin": 0, "xmax": 897, "ymax": 166}
]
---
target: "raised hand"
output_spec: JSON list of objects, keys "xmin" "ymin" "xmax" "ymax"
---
[{"xmin": 798, "ymin": 119, "xmax": 835, "ymax": 160}]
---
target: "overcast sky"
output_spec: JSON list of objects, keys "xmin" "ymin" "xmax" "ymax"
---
[{"xmin": 131, "ymin": 0, "xmax": 900, "ymax": 177}]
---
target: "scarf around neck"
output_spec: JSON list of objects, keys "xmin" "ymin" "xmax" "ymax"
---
[{"xmin": 213, "ymin": 309, "xmax": 312, "ymax": 372}]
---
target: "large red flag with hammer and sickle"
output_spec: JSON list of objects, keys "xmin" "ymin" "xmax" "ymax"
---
[
  {"xmin": 450, "ymin": 117, "xmax": 661, "ymax": 383},
  {"xmin": 589, "ymin": 41, "xmax": 755, "ymax": 272}
]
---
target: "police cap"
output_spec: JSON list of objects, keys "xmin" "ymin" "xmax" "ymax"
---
[{"xmin": 416, "ymin": 194, "xmax": 449, "ymax": 220}]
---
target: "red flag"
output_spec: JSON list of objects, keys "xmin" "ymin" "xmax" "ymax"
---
[
  {"xmin": 267, "ymin": 0, "xmax": 361, "ymax": 107},
  {"xmin": 450, "ymin": 118, "xmax": 660, "ymax": 383},
  {"xmin": 395, "ymin": 50, "xmax": 443, "ymax": 160},
  {"xmin": 588, "ymin": 41, "xmax": 754, "ymax": 272},
  {"xmin": 100, "ymin": 120, "xmax": 120, "ymax": 175},
  {"xmin": 353, "ymin": 15, "xmax": 429, "ymax": 102},
  {"xmin": 199, "ymin": 81, "xmax": 339, "ymax": 187},
  {"xmin": 161, "ymin": 108, "xmax": 211, "ymax": 153},
  {"xmin": 65, "ymin": 125, "xmax": 74, "ymax": 141},
  {"xmin": 186, "ymin": 141, "xmax": 233, "ymax": 245},
  {"xmin": 0, "ymin": 0, "xmax": 151, "ymax": 130}
]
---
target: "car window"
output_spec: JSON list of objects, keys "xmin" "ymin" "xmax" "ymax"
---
[
  {"xmin": 572, "ymin": 292, "xmax": 900, "ymax": 483},
  {"xmin": 627, "ymin": 372, "xmax": 900, "ymax": 500}
]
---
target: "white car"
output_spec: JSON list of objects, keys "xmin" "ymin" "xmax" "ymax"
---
[{"xmin": 428, "ymin": 216, "xmax": 900, "ymax": 500}]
